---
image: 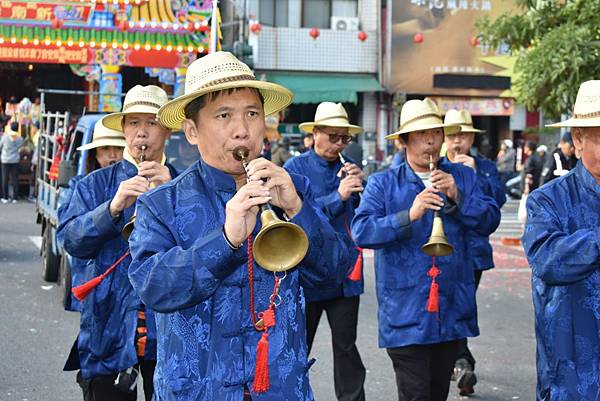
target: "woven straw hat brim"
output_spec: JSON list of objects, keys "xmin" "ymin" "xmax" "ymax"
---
[
  {"xmin": 77, "ymin": 137, "xmax": 127, "ymax": 151},
  {"xmin": 446, "ymin": 124, "xmax": 485, "ymax": 134},
  {"xmin": 385, "ymin": 122, "xmax": 461, "ymax": 140},
  {"xmin": 298, "ymin": 121, "xmax": 362, "ymax": 135},
  {"xmin": 158, "ymin": 80, "xmax": 293, "ymax": 130},
  {"xmin": 546, "ymin": 117, "xmax": 600, "ymax": 128},
  {"xmin": 101, "ymin": 105, "xmax": 162, "ymax": 132}
]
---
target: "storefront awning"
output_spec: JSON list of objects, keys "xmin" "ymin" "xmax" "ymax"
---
[{"xmin": 264, "ymin": 73, "xmax": 382, "ymax": 104}]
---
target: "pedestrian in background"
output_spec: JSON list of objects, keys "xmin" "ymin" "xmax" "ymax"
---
[
  {"xmin": 442, "ymin": 109, "xmax": 506, "ymax": 396},
  {"xmin": 496, "ymin": 139, "xmax": 516, "ymax": 184},
  {"xmin": 0, "ymin": 121, "xmax": 24, "ymax": 203},
  {"xmin": 522, "ymin": 80, "xmax": 600, "ymax": 401},
  {"xmin": 271, "ymin": 135, "xmax": 292, "ymax": 166},
  {"xmin": 522, "ymin": 141, "xmax": 542, "ymax": 192},
  {"xmin": 286, "ymin": 101, "xmax": 366, "ymax": 401},
  {"xmin": 540, "ymin": 131, "xmax": 577, "ymax": 185}
]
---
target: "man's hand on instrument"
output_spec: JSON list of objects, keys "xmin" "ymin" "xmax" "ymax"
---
[
  {"xmin": 408, "ymin": 187, "xmax": 444, "ymax": 222},
  {"xmin": 245, "ymin": 158, "xmax": 303, "ymax": 219},
  {"xmin": 109, "ymin": 176, "xmax": 150, "ymax": 217},
  {"xmin": 224, "ymin": 180, "xmax": 272, "ymax": 247},
  {"xmin": 138, "ymin": 161, "xmax": 172, "ymax": 187},
  {"xmin": 430, "ymin": 170, "xmax": 458, "ymax": 202},
  {"xmin": 341, "ymin": 163, "xmax": 365, "ymax": 180},
  {"xmin": 338, "ymin": 175, "xmax": 363, "ymax": 201},
  {"xmin": 453, "ymin": 154, "xmax": 476, "ymax": 171}
]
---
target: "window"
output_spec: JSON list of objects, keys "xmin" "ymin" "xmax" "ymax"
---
[
  {"xmin": 260, "ymin": 0, "xmax": 289, "ymax": 27},
  {"xmin": 302, "ymin": 0, "xmax": 357, "ymax": 28}
]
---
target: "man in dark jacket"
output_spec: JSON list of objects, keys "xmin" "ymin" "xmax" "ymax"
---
[
  {"xmin": 523, "ymin": 141, "xmax": 543, "ymax": 192},
  {"xmin": 443, "ymin": 109, "xmax": 506, "ymax": 396},
  {"xmin": 57, "ymin": 85, "xmax": 177, "ymax": 401},
  {"xmin": 286, "ymin": 101, "xmax": 366, "ymax": 401},
  {"xmin": 540, "ymin": 132, "xmax": 577, "ymax": 185}
]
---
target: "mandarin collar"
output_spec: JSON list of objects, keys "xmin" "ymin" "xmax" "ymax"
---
[
  {"xmin": 196, "ymin": 158, "xmax": 237, "ymax": 192},
  {"xmin": 575, "ymin": 160, "xmax": 600, "ymax": 195},
  {"xmin": 308, "ymin": 148, "xmax": 341, "ymax": 170}
]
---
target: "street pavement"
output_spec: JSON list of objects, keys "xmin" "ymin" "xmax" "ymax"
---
[{"xmin": 0, "ymin": 201, "xmax": 535, "ymax": 401}]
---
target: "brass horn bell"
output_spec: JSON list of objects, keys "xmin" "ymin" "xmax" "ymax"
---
[
  {"xmin": 421, "ymin": 211, "xmax": 453, "ymax": 257},
  {"xmin": 233, "ymin": 146, "xmax": 309, "ymax": 272}
]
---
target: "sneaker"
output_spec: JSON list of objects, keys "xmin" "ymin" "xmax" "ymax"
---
[
  {"xmin": 0, "ymin": 198, "xmax": 8, "ymax": 204},
  {"xmin": 454, "ymin": 358, "xmax": 477, "ymax": 396},
  {"xmin": 11, "ymin": 199, "xmax": 16, "ymax": 204}
]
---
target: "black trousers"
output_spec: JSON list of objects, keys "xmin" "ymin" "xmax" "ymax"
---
[
  {"xmin": 77, "ymin": 359, "xmax": 156, "ymax": 401},
  {"xmin": 387, "ymin": 340, "xmax": 460, "ymax": 401},
  {"xmin": 306, "ymin": 295, "xmax": 366, "ymax": 401},
  {"xmin": 1, "ymin": 162, "xmax": 18, "ymax": 199},
  {"xmin": 456, "ymin": 269, "xmax": 483, "ymax": 368}
]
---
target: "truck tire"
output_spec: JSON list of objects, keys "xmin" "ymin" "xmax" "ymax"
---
[
  {"xmin": 58, "ymin": 254, "xmax": 73, "ymax": 309},
  {"xmin": 41, "ymin": 226, "xmax": 60, "ymax": 282}
]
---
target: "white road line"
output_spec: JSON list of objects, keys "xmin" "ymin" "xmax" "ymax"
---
[{"xmin": 29, "ymin": 236, "xmax": 42, "ymax": 250}]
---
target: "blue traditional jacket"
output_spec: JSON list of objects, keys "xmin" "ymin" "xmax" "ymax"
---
[
  {"xmin": 441, "ymin": 155, "xmax": 506, "ymax": 271},
  {"xmin": 284, "ymin": 149, "xmax": 363, "ymax": 301},
  {"xmin": 351, "ymin": 160, "xmax": 500, "ymax": 348},
  {"xmin": 522, "ymin": 161, "xmax": 600, "ymax": 401},
  {"xmin": 128, "ymin": 159, "xmax": 350, "ymax": 401},
  {"xmin": 57, "ymin": 159, "xmax": 177, "ymax": 378},
  {"xmin": 56, "ymin": 174, "xmax": 85, "ymax": 312}
]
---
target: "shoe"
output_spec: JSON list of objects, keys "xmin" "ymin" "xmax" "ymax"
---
[
  {"xmin": 0, "ymin": 198, "xmax": 7, "ymax": 204},
  {"xmin": 11, "ymin": 199, "xmax": 16, "ymax": 204},
  {"xmin": 454, "ymin": 358, "xmax": 477, "ymax": 396}
]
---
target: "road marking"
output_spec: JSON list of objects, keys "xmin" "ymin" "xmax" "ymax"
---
[{"xmin": 29, "ymin": 236, "xmax": 42, "ymax": 250}]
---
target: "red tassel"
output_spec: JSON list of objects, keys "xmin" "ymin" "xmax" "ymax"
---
[
  {"xmin": 72, "ymin": 276, "xmax": 103, "ymax": 301},
  {"xmin": 71, "ymin": 251, "xmax": 130, "ymax": 301},
  {"xmin": 426, "ymin": 263, "xmax": 441, "ymax": 313},
  {"xmin": 253, "ymin": 331, "xmax": 270, "ymax": 393},
  {"xmin": 348, "ymin": 248, "xmax": 363, "ymax": 281}
]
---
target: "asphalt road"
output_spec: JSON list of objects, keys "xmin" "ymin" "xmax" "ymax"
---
[{"xmin": 0, "ymin": 202, "xmax": 536, "ymax": 401}]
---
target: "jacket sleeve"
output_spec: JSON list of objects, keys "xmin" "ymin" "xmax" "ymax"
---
[
  {"xmin": 291, "ymin": 177, "xmax": 350, "ymax": 290},
  {"xmin": 351, "ymin": 174, "xmax": 412, "ymax": 249},
  {"xmin": 522, "ymin": 192, "xmax": 600, "ymax": 285},
  {"xmin": 56, "ymin": 175, "xmax": 124, "ymax": 259},
  {"xmin": 128, "ymin": 198, "xmax": 248, "ymax": 313},
  {"xmin": 56, "ymin": 175, "xmax": 82, "ymax": 249},
  {"xmin": 446, "ymin": 166, "xmax": 501, "ymax": 236}
]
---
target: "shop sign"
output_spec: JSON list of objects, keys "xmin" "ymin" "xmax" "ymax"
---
[
  {"xmin": 430, "ymin": 96, "xmax": 514, "ymax": 116},
  {"xmin": 0, "ymin": 0, "xmax": 94, "ymax": 24}
]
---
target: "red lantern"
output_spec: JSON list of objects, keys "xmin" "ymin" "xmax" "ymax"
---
[
  {"xmin": 250, "ymin": 23, "xmax": 262, "ymax": 34},
  {"xmin": 119, "ymin": 19, "xmax": 129, "ymax": 32},
  {"xmin": 309, "ymin": 27, "xmax": 320, "ymax": 39},
  {"xmin": 470, "ymin": 36, "xmax": 480, "ymax": 46},
  {"xmin": 51, "ymin": 17, "xmax": 63, "ymax": 29},
  {"xmin": 358, "ymin": 31, "xmax": 368, "ymax": 42},
  {"xmin": 413, "ymin": 32, "xmax": 424, "ymax": 44}
]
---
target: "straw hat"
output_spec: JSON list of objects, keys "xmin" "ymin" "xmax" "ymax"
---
[
  {"xmin": 78, "ymin": 120, "xmax": 126, "ymax": 151},
  {"xmin": 102, "ymin": 85, "xmax": 169, "ymax": 131},
  {"xmin": 158, "ymin": 51, "xmax": 293, "ymax": 130},
  {"xmin": 547, "ymin": 80, "xmax": 600, "ymax": 127},
  {"xmin": 443, "ymin": 109, "xmax": 484, "ymax": 134},
  {"xmin": 385, "ymin": 98, "xmax": 460, "ymax": 140},
  {"xmin": 298, "ymin": 102, "xmax": 362, "ymax": 135}
]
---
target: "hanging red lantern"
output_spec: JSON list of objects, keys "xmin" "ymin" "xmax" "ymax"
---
[
  {"xmin": 357, "ymin": 31, "xmax": 368, "ymax": 42},
  {"xmin": 250, "ymin": 23, "xmax": 262, "ymax": 34},
  {"xmin": 470, "ymin": 36, "xmax": 480, "ymax": 46},
  {"xmin": 119, "ymin": 19, "xmax": 129, "ymax": 32},
  {"xmin": 51, "ymin": 17, "xmax": 63, "ymax": 29},
  {"xmin": 309, "ymin": 27, "xmax": 320, "ymax": 40},
  {"xmin": 413, "ymin": 32, "xmax": 424, "ymax": 44}
]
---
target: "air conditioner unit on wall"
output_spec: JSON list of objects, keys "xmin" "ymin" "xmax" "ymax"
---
[{"xmin": 331, "ymin": 16, "xmax": 360, "ymax": 31}]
